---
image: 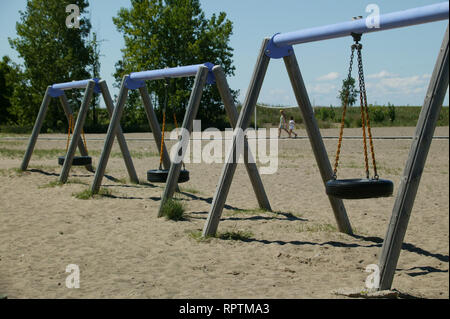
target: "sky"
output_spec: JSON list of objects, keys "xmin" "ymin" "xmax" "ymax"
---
[{"xmin": 1, "ymin": 0, "xmax": 448, "ymax": 108}]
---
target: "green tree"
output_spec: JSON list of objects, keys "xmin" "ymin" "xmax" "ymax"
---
[
  {"xmin": 89, "ymin": 32, "xmax": 102, "ymax": 127},
  {"xmin": 338, "ymin": 77, "xmax": 359, "ymax": 107},
  {"xmin": 0, "ymin": 56, "xmax": 22, "ymax": 124},
  {"xmin": 387, "ymin": 102, "xmax": 396, "ymax": 122},
  {"xmin": 113, "ymin": 0, "xmax": 236, "ymax": 128},
  {"xmin": 9, "ymin": 0, "xmax": 94, "ymax": 131}
]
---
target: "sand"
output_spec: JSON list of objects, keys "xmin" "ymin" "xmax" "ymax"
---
[{"xmin": 0, "ymin": 126, "xmax": 448, "ymax": 299}]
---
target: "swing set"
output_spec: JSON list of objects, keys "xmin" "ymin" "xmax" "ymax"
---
[
  {"xmin": 21, "ymin": 78, "xmax": 139, "ymax": 184},
  {"xmin": 202, "ymin": 2, "xmax": 449, "ymax": 292}
]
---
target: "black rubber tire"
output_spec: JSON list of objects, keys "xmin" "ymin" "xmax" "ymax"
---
[
  {"xmin": 58, "ymin": 155, "xmax": 92, "ymax": 166},
  {"xmin": 147, "ymin": 169, "xmax": 190, "ymax": 183},
  {"xmin": 326, "ymin": 178, "xmax": 393, "ymax": 199}
]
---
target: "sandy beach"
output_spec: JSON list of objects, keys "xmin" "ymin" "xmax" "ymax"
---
[{"xmin": 0, "ymin": 126, "xmax": 448, "ymax": 299}]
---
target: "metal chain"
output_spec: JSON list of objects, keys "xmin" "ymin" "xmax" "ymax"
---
[
  {"xmin": 159, "ymin": 79, "xmax": 169, "ymax": 170},
  {"xmin": 65, "ymin": 114, "xmax": 74, "ymax": 153},
  {"xmin": 356, "ymin": 44, "xmax": 378, "ymax": 179},
  {"xmin": 355, "ymin": 42, "xmax": 370, "ymax": 179},
  {"xmin": 333, "ymin": 44, "xmax": 356, "ymax": 178}
]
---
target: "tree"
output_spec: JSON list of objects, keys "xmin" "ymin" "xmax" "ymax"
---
[
  {"xmin": 0, "ymin": 56, "xmax": 22, "ymax": 124},
  {"xmin": 338, "ymin": 77, "xmax": 359, "ymax": 107},
  {"xmin": 113, "ymin": 0, "xmax": 236, "ymax": 128},
  {"xmin": 387, "ymin": 102, "xmax": 396, "ymax": 122},
  {"xmin": 9, "ymin": 0, "xmax": 94, "ymax": 131},
  {"xmin": 89, "ymin": 32, "xmax": 102, "ymax": 127}
]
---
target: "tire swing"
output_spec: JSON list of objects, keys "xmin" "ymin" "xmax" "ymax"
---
[
  {"xmin": 326, "ymin": 33, "xmax": 393, "ymax": 200},
  {"xmin": 58, "ymin": 114, "xmax": 92, "ymax": 166},
  {"xmin": 147, "ymin": 79, "xmax": 189, "ymax": 183}
]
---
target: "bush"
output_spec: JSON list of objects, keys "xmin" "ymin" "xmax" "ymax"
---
[
  {"xmin": 336, "ymin": 117, "xmax": 351, "ymax": 128},
  {"xmin": 387, "ymin": 103, "xmax": 396, "ymax": 122},
  {"xmin": 317, "ymin": 107, "xmax": 335, "ymax": 121},
  {"xmin": 370, "ymin": 106, "xmax": 386, "ymax": 123}
]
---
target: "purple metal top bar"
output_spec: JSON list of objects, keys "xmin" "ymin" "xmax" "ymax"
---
[{"xmin": 272, "ymin": 2, "xmax": 448, "ymax": 48}]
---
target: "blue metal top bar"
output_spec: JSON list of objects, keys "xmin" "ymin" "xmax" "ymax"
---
[
  {"xmin": 49, "ymin": 78, "xmax": 101, "ymax": 97},
  {"xmin": 272, "ymin": 2, "xmax": 449, "ymax": 47},
  {"xmin": 129, "ymin": 62, "xmax": 215, "ymax": 84},
  {"xmin": 51, "ymin": 79, "xmax": 96, "ymax": 90}
]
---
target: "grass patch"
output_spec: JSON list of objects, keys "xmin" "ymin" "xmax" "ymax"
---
[
  {"xmin": 273, "ymin": 210, "xmax": 303, "ymax": 219},
  {"xmin": 0, "ymin": 168, "xmax": 28, "ymax": 177},
  {"xmin": 160, "ymin": 198, "xmax": 185, "ymax": 221},
  {"xmin": 297, "ymin": 223, "xmax": 337, "ymax": 233},
  {"xmin": 30, "ymin": 164, "xmax": 58, "ymax": 171},
  {"xmin": 217, "ymin": 230, "xmax": 253, "ymax": 241},
  {"xmin": 39, "ymin": 178, "xmax": 87, "ymax": 189},
  {"xmin": 0, "ymin": 148, "xmax": 26, "ymax": 158},
  {"xmin": 73, "ymin": 187, "xmax": 112, "ymax": 200},
  {"xmin": 111, "ymin": 150, "xmax": 159, "ymax": 159},
  {"xmin": 180, "ymin": 186, "xmax": 201, "ymax": 194},
  {"xmin": 0, "ymin": 140, "xmax": 26, "ymax": 146},
  {"xmin": 39, "ymin": 180, "xmax": 63, "ymax": 188},
  {"xmin": 114, "ymin": 177, "xmax": 128, "ymax": 184},
  {"xmin": 187, "ymin": 230, "xmax": 212, "ymax": 242},
  {"xmin": 0, "ymin": 148, "xmax": 102, "ymax": 159},
  {"xmin": 227, "ymin": 208, "xmax": 268, "ymax": 216}
]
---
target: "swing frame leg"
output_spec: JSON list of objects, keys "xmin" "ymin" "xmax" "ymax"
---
[
  {"xmin": 59, "ymin": 81, "xmax": 96, "ymax": 183},
  {"xmin": 99, "ymin": 80, "xmax": 139, "ymax": 184},
  {"xmin": 378, "ymin": 24, "xmax": 449, "ymax": 291},
  {"xmin": 203, "ymin": 39, "xmax": 272, "ymax": 236},
  {"xmin": 212, "ymin": 65, "xmax": 272, "ymax": 212},
  {"xmin": 91, "ymin": 78, "xmax": 129, "ymax": 193},
  {"xmin": 20, "ymin": 87, "xmax": 53, "ymax": 171},
  {"xmin": 157, "ymin": 66, "xmax": 209, "ymax": 217}
]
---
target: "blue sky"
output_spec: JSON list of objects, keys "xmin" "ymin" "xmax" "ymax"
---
[{"xmin": 1, "ymin": 0, "xmax": 448, "ymax": 107}]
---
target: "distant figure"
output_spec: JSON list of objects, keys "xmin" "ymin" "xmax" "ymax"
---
[
  {"xmin": 288, "ymin": 116, "xmax": 298, "ymax": 138},
  {"xmin": 278, "ymin": 110, "xmax": 290, "ymax": 138}
]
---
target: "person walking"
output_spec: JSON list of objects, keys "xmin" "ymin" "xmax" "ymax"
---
[{"xmin": 278, "ymin": 110, "xmax": 290, "ymax": 138}]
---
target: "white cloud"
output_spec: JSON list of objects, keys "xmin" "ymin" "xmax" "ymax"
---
[
  {"xmin": 316, "ymin": 72, "xmax": 339, "ymax": 81},
  {"xmin": 259, "ymin": 88, "xmax": 293, "ymax": 105},
  {"xmin": 377, "ymin": 75, "xmax": 423, "ymax": 91},
  {"xmin": 307, "ymin": 83, "xmax": 337, "ymax": 94},
  {"xmin": 367, "ymin": 70, "xmax": 398, "ymax": 79},
  {"xmin": 366, "ymin": 74, "xmax": 430, "ymax": 99}
]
